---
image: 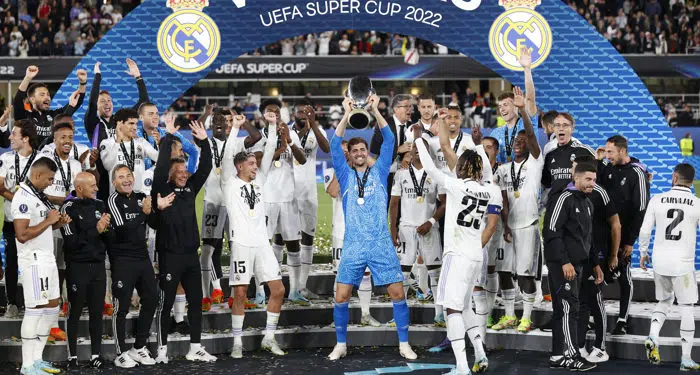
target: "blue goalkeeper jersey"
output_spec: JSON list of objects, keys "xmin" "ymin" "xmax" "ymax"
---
[{"xmin": 330, "ymin": 126, "xmax": 394, "ymax": 243}]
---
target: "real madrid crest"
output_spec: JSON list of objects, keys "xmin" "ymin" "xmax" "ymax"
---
[
  {"xmin": 488, "ymin": 0, "xmax": 552, "ymax": 71},
  {"xmin": 157, "ymin": 0, "xmax": 221, "ymax": 73}
]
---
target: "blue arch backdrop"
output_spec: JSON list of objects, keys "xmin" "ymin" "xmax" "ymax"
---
[{"xmin": 50, "ymin": 0, "xmax": 678, "ymax": 265}]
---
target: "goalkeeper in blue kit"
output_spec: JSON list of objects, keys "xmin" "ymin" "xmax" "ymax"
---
[{"xmin": 327, "ymin": 95, "xmax": 417, "ymax": 361}]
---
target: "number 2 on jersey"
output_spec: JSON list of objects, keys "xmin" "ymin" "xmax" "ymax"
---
[
  {"xmin": 457, "ymin": 197, "xmax": 489, "ymax": 229},
  {"xmin": 665, "ymin": 208, "xmax": 684, "ymax": 241}
]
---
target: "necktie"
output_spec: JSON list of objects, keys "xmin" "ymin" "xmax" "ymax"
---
[{"xmin": 399, "ymin": 124, "xmax": 406, "ymax": 145}]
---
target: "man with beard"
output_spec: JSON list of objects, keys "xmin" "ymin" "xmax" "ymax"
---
[
  {"xmin": 0, "ymin": 120, "xmax": 39, "ymax": 319},
  {"xmin": 258, "ymin": 99, "xmax": 308, "ymax": 305},
  {"xmin": 412, "ymin": 94, "xmax": 439, "ymax": 136},
  {"xmin": 38, "ymin": 123, "xmax": 83, "ymax": 319},
  {"xmin": 13, "ymin": 65, "xmax": 86, "ymax": 144},
  {"xmin": 85, "ymin": 60, "xmax": 149, "ymax": 201},
  {"xmin": 492, "ymin": 87, "xmax": 543, "ymax": 334},
  {"xmin": 601, "ymin": 135, "xmax": 651, "ymax": 336},
  {"xmin": 84, "ymin": 59, "xmax": 149, "ymax": 145},
  {"xmin": 292, "ymin": 99, "xmax": 330, "ymax": 300},
  {"xmin": 200, "ymin": 109, "xmax": 261, "ymax": 311}
]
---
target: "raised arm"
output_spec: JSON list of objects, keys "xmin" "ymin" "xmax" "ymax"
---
[
  {"xmin": 305, "ymin": 106, "xmax": 330, "ymax": 153},
  {"xmin": 242, "ymin": 114, "xmax": 262, "ymax": 149},
  {"xmin": 221, "ymin": 115, "xmax": 244, "ymax": 185},
  {"xmin": 518, "ymin": 46, "xmax": 537, "ymax": 118},
  {"xmin": 172, "ymin": 129, "xmax": 199, "ymax": 174},
  {"xmin": 513, "ymin": 86, "xmax": 540, "ymax": 159},
  {"xmin": 187, "ymin": 121, "xmax": 212, "ymax": 193},
  {"xmin": 437, "ymin": 108, "xmax": 458, "ymax": 172},
  {"xmin": 152, "ymin": 134, "xmax": 174, "ymax": 196},
  {"xmin": 415, "ymin": 136, "xmax": 445, "ymax": 187},
  {"xmin": 125, "ymin": 58, "xmax": 150, "ymax": 109},
  {"xmin": 85, "ymin": 62, "xmax": 102, "ymax": 140},
  {"xmin": 259, "ymin": 123, "xmax": 278, "ymax": 177}
]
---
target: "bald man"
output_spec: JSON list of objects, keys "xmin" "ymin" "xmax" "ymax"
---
[{"xmin": 60, "ymin": 172, "xmax": 112, "ymax": 369}]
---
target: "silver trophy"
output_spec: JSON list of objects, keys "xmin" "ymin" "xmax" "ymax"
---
[{"xmin": 346, "ymin": 76, "xmax": 376, "ymax": 129}]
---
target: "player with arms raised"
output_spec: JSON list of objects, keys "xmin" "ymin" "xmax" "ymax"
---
[
  {"xmin": 416, "ymin": 125, "xmax": 501, "ymax": 375},
  {"xmin": 223, "ymin": 114, "xmax": 286, "ymax": 359},
  {"xmin": 639, "ymin": 163, "xmax": 700, "ymax": 371},
  {"xmin": 328, "ymin": 95, "xmax": 417, "ymax": 361}
]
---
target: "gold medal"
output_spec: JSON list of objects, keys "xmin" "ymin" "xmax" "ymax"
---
[
  {"xmin": 416, "ymin": 196, "xmax": 424, "ymax": 203},
  {"xmin": 215, "ymin": 167, "xmax": 221, "ymax": 175},
  {"xmin": 274, "ymin": 160, "xmax": 282, "ymax": 168},
  {"xmin": 514, "ymin": 191, "xmax": 520, "ymax": 199},
  {"xmin": 294, "ymin": 160, "xmax": 300, "ymax": 166},
  {"xmin": 249, "ymin": 209, "xmax": 255, "ymax": 217},
  {"xmin": 507, "ymin": 155, "xmax": 512, "ymax": 162},
  {"xmin": 14, "ymin": 186, "xmax": 19, "ymax": 192}
]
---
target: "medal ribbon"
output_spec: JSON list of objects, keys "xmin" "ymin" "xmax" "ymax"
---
[
  {"xmin": 119, "ymin": 140, "xmax": 136, "ymax": 171},
  {"xmin": 354, "ymin": 167, "xmax": 371, "ymax": 200},
  {"xmin": 409, "ymin": 165, "xmax": 428, "ymax": 198},
  {"xmin": 53, "ymin": 151, "xmax": 72, "ymax": 192},
  {"xmin": 510, "ymin": 154, "xmax": 529, "ymax": 193},
  {"xmin": 15, "ymin": 151, "xmax": 36, "ymax": 187}
]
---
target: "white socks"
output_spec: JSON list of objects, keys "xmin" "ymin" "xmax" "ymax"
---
[
  {"xmin": 286, "ymin": 252, "xmax": 301, "ymax": 295},
  {"xmin": 502, "ymin": 288, "xmax": 516, "ymax": 317},
  {"xmin": 264, "ymin": 311, "xmax": 280, "ymax": 340},
  {"xmin": 465, "ymin": 307, "xmax": 486, "ymax": 360},
  {"xmin": 680, "ymin": 304, "xmax": 695, "ymax": 361},
  {"xmin": 649, "ymin": 297, "xmax": 672, "ymax": 340},
  {"xmin": 272, "ymin": 244, "xmax": 284, "ymax": 265},
  {"xmin": 231, "ymin": 315, "xmax": 244, "ymax": 346},
  {"xmin": 21, "ymin": 308, "xmax": 41, "ymax": 369},
  {"xmin": 428, "ymin": 268, "xmax": 442, "ymax": 317},
  {"xmin": 472, "ymin": 290, "xmax": 488, "ymax": 338},
  {"xmin": 402, "ymin": 271, "xmax": 412, "ymax": 297},
  {"xmin": 35, "ymin": 306, "xmax": 59, "ymax": 362},
  {"xmin": 212, "ymin": 278, "xmax": 222, "ymax": 291},
  {"xmin": 447, "ymin": 313, "xmax": 469, "ymax": 374},
  {"xmin": 414, "ymin": 263, "xmax": 429, "ymax": 294},
  {"xmin": 522, "ymin": 292, "xmax": 536, "ymax": 321},
  {"xmin": 486, "ymin": 272, "xmax": 498, "ymax": 315},
  {"xmin": 174, "ymin": 294, "xmax": 186, "ymax": 323},
  {"xmin": 255, "ymin": 280, "xmax": 265, "ymax": 297},
  {"xmin": 200, "ymin": 244, "xmax": 215, "ymax": 297},
  {"xmin": 299, "ymin": 245, "xmax": 314, "ymax": 291},
  {"xmin": 358, "ymin": 274, "xmax": 372, "ymax": 316}
]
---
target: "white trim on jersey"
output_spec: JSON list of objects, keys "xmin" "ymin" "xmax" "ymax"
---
[
  {"xmin": 633, "ymin": 166, "xmax": 648, "ymax": 210},
  {"xmin": 593, "ymin": 185, "xmax": 610, "ymax": 205},
  {"xmin": 60, "ymin": 201, "xmax": 74, "ymax": 235},
  {"xmin": 108, "ymin": 192, "xmax": 125, "ymax": 227},
  {"xmin": 549, "ymin": 191, "xmax": 573, "ymax": 232}
]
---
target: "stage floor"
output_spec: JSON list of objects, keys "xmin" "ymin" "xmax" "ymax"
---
[{"xmin": 0, "ymin": 347, "xmax": 691, "ymax": 375}]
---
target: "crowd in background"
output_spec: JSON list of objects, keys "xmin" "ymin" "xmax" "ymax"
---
[{"xmin": 0, "ymin": 0, "xmax": 133, "ymax": 57}]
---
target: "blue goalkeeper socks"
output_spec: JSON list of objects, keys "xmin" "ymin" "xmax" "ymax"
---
[
  {"xmin": 393, "ymin": 299, "xmax": 410, "ymax": 343},
  {"xmin": 334, "ymin": 301, "xmax": 350, "ymax": 344}
]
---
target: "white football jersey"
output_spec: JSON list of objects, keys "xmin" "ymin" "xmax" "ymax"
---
[
  {"xmin": 202, "ymin": 137, "xmax": 246, "ymax": 205},
  {"xmin": 427, "ymin": 133, "xmax": 475, "ymax": 174},
  {"xmin": 40, "ymin": 143, "xmax": 91, "ymax": 171},
  {"xmin": 323, "ymin": 168, "xmax": 345, "ymax": 240},
  {"xmin": 639, "ymin": 186, "xmax": 700, "ymax": 276},
  {"xmin": 99, "ymin": 138, "xmax": 159, "ymax": 194},
  {"xmin": 0, "ymin": 150, "xmax": 37, "ymax": 221},
  {"xmin": 141, "ymin": 166, "xmax": 154, "ymax": 195},
  {"xmin": 36, "ymin": 152, "xmax": 81, "ymax": 200},
  {"xmin": 222, "ymin": 125, "xmax": 278, "ymax": 246},
  {"xmin": 261, "ymin": 128, "xmax": 301, "ymax": 203},
  {"xmin": 391, "ymin": 165, "xmax": 440, "ymax": 227},
  {"xmin": 416, "ymin": 140, "xmax": 502, "ymax": 261},
  {"xmin": 293, "ymin": 127, "xmax": 327, "ymax": 202},
  {"xmin": 12, "ymin": 182, "xmax": 55, "ymax": 263},
  {"xmin": 496, "ymin": 153, "xmax": 544, "ymax": 229}
]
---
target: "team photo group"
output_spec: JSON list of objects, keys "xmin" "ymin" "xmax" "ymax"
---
[{"xmin": 0, "ymin": 45, "xmax": 697, "ymax": 375}]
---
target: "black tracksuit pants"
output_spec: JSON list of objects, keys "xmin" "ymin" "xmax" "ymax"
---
[
  {"xmin": 578, "ymin": 266, "xmax": 606, "ymax": 351},
  {"xmin": 66, "ymin": 261, "xmax": 106, "ymax": 356},
  {"xmin": 157, "ymin": 252, "xmax": 203, "ymax": 346},
  {"xmin": 3, "ymin": 222, "xmax": 18, "ymax": 306},
  {"xmin": 111, "ymin": 258, "xmax": 158, "ymax": 353},
  {"xmin": 548, "ymin": 262, "xmax": 583, "ymax": 358}
]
